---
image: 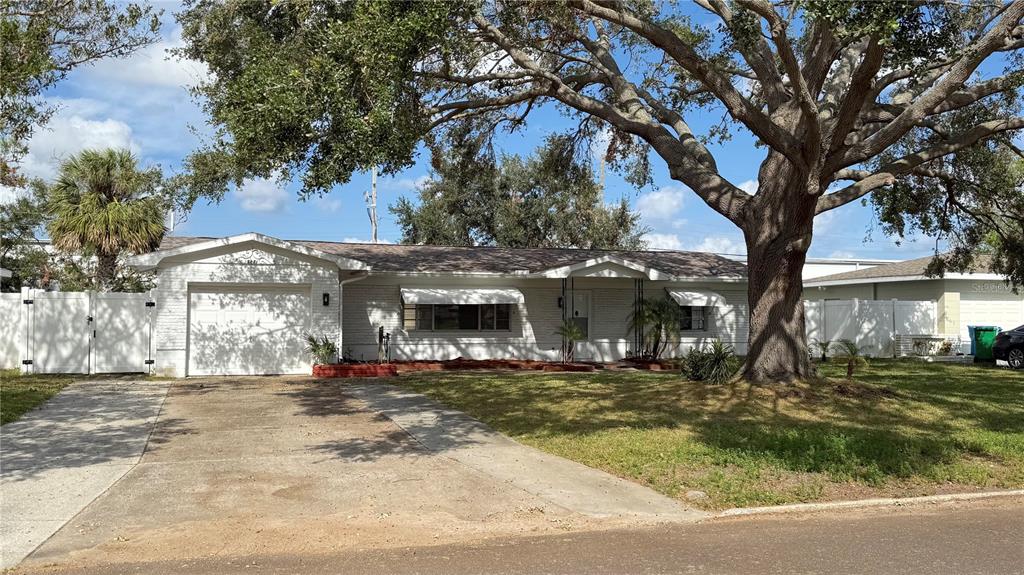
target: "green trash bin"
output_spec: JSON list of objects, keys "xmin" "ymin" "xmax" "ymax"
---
[{"xmin": 973, "ymin": 326, "xmax": 1001, "ymax": 362}]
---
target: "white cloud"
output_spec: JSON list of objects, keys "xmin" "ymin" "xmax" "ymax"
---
[
  {"xmin": 643, "ymin": 233, "xmax": 684, "ymax": 250},
  {"xmin": 814, "ymin": 209, "xmax": 836, "ymax": 234},
  {"xmin": 234, "ymin": 177, "xmax": 289, "ymax": 212},
  {"xmin": 85, "ymin": 27, "xmax": 210, "ymax": 89},
  {"xmin": 18, "ymin": 113, "xmax": 138, "ymax": 181},
  {"xmin": 636, "ymin": 185, "xmax": 686, "ymax": 222},
  {"xmin": 828, "ymin": 250, "xmax": 857, "ymax": 259},
  {"xmin": 737, "ymin": 179, "xmax": 758, "ymax": 194},
  {"xmin": 688, "ymin": 235, "xmax": 747, "ymax": 255},
  {"xmin": 342, "ymin": 237, "xmax": 392, "ymax": 244},
  {"xmin": 313, "ymin": 196, "xmax": 342, "ymax": 212},
  {"xmin": 381, "ymin": 174, "xmax": 431, "ymax": 192}
]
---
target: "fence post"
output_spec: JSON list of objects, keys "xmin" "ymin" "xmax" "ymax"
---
[
  {"xmin": 20, "ymin": 286, "xmax": 32, "ymax": 374},
  {"xmin": 819, "ymin": 299, "xmax": 826, "ymax": 350},
  {"xmin": 891, "ymin": 298, "xmax": 898, "ymax": 358}
]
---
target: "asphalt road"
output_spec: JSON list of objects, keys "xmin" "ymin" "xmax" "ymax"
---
[{"xmin": 20, "ymin": 498, "xmax": 1024, "ymax": 575}]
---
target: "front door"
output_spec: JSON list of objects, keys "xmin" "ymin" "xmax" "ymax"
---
[{"xmin": 570, "ymin": 290, "xmax": 593, "ymax": 360}]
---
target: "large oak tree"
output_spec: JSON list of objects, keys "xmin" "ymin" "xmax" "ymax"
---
[{"xmin": 177, "ymin": 0, "xmax": 1024, "ymax": 382}]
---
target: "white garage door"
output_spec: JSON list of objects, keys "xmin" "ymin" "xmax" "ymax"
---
[{"xmin": 188, "ymin": 286, "xmax": 312, "ymax": 376}]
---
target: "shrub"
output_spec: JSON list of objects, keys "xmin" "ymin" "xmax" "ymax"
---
[
  {"xmin": 681, "ymin": 340, "xmax": 739, "ymax": 384},
  {"xmin": 554, "ymin": 320, "xmax": 587, "ymax": 363},
  {"xmin": 829, "ymin": 339, "xmax": 868, "ymax": 379},
  {"xmin": 811, "ymin": 338, "xmax": 831, "ymax": 362},
  {"xmin": 305, "ymin": 333, "xmax": 338, "ymax": 365}
]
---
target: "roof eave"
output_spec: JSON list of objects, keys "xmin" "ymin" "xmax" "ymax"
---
[{"xmin": 127, "ymin": 232, "xmax": 371, "ymax": 271}]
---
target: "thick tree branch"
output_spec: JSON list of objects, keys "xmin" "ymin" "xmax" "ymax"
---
[
  {"xmin": 569, "ymin": 0, "xmax": 804, "ymax": 165},
  {"xmin": 694, "ymin": 0, "xmax": 787, "ymax": 109},
  {"xmin": 827, "ymin": 38, "xmax": 883, "ymax": 154},
  {"xmin": 817, "ymin": 117, "xmax": 1024, "ymax": 213},
  {"xmin": 839, "ymin": 1, "xmax": 1024, "ymax": 168}
]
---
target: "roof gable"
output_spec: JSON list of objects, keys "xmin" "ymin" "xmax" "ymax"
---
[{"xmin": 128, "ymin": 233, "xmax": 370, "ymax": 271}]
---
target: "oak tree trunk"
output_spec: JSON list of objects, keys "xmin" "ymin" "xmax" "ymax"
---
[{"xmin": 739, "ymin": 176, "xmax": 816, "ymax": 383}]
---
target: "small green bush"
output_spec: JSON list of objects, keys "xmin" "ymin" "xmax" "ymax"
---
[
  {"xmin": 681, "ymin": 340, "xmax": 739, "ymax": 384},
  {"xmin": 305, "ymin": 333, "xmax": 338, "ymax": 365}
]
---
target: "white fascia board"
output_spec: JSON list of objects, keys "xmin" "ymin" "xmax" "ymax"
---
[
  {"xmin": 126, "ymin": 232, "xmax": 370, "ymax": 271},
  {"xmin": 804, "ymin": 273, "xmax": 1005, "ymax": 288},
  {"xmin": 532, "ymin": 255, "xmax": 674, "ymax": 280}
]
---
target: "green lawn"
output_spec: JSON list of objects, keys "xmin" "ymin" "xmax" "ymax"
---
[
  {"xmin": 0, "ymin": 369, "xmax": 76, "ymax": 425},
  {"xmin": 394, "ymin": 360, "xmax": 1024, "ymax": 510}
]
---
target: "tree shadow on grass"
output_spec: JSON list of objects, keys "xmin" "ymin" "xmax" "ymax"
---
[{"xmin": 393, "ymin": 366, "xmax": 1024, "ymax": 486}]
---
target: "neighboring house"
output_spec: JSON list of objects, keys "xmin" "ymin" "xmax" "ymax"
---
[
  {"xmin": 126, "ymin": 233, "xmax": 749, "ymax": 377},
  {"xmin": 804, "ymin": 254, "xmax": 1024, "ymax": 354},
  {"xmin": 723, "ymin": 254, "xmax": 897, "ymax": 280},
  {"xmin": 0, "ymin": 267, "xmax": 11, "ymax": 279}
]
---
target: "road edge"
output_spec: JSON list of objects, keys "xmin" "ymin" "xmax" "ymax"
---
[{"xmin": 716, "ymin": 489, "xmax": 1024, "ymax": 518}]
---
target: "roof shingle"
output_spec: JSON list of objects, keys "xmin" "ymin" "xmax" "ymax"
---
[
  {"xmin": 158, "ymin": 236, "xmax": 747, "ymax": 278},
  {"xmin": 808, "ymin": 253, "xmax": 995, "ymax": 283}
]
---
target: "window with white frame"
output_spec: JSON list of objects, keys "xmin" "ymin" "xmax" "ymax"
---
[
  {"xmin": 403, "ymin": 303, "xmax": 512, "ymax": 331},
  {"xmin": 679, "ymin": 306, "xmax": 707, "ymax": 331}
]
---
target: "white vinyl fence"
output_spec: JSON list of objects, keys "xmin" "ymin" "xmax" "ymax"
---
[
  {"xmin": 0, "ymin": 289, "xmax": 154, "ymax": 374},
  {"xmin": 805, "ymin": 299, "xmax": 937, "ymax": 357}
]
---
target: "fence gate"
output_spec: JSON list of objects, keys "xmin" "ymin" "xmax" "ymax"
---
[{"xmin": 0, "ymin": 289, "xmax": 154, "ymax": 375}]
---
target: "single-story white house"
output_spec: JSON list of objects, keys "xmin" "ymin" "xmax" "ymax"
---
[
  {"xmin": 804, "ymin": 254, "xmax": 1024, "ymax": 354},
  {"xmin": 127, "ymin": 233, "xmax": 751, "ymax": 377}
]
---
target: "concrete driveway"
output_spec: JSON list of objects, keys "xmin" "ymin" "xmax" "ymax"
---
[
  {"xmin": 1, "ymin": 381, "xmax": 170, "ymax": 569},
  {"xmin": 15, "ymin": 377, "xmax": 695, "ymax": 571}
]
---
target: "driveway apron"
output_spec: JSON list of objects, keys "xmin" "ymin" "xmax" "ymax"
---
[
  {"xmin": 0, "ymin": 381, "xmax": 170, "ymax": 569},
  {"xmin": 16, "ymin": 377, "xmax": 700, "ymax": 570}
]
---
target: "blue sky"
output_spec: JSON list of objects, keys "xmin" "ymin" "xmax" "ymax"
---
[{"xmin": 14, "ymin": 3, "xmax": 940, "ymax": 261}]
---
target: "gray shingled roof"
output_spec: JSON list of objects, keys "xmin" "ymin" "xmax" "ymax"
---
[
  {"xmin": 808, "ymin": 253, "xmax": 995, "ymax": 283},
  {"xmin": 158, "ymin": 236, "xmax": 747, "ymax": 278}
]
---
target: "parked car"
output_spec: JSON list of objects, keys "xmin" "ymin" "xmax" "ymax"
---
[{"xmin": 993, "ymin": 325, "xmax": 1024, "ymax": 369}]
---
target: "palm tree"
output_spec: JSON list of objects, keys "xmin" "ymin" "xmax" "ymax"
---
[
  {"xmin": 47, "ymin": 148, "xmax": 165, "ymax": 290},
  {"xmin": 830, "ymin": 339, "xmax": 869, "ymax": 379},
  {"xmin": 627, "ymin": 297, "xmax": 683, "ymax": 359},
  {"xmin": 554, "ymin": 320, "xmax": 586, "ymax": 363}
]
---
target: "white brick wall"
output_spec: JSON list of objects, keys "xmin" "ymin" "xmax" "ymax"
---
[
  {"xmin": 151, "ymin": 245, "xmax": 340, "ymax": 377},
  {"xmin": 340, "ymin": 277, "xmax": 750, "ymax": 362},
  {"xmin": 147, "ymin": 243, "xmax": 752, "ymax": 374}
]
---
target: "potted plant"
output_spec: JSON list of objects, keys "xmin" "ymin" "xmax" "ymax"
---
[{"xmin": 305, "ymin": 333, "xmax": 338, "ymax": 366}]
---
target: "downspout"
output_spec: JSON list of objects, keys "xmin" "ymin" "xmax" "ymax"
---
[{"xmin": 338, "ymin": 271, "xmax": 369, "ymax": 361}]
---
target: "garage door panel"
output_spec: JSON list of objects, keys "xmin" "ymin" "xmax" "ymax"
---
[{"xmin": 188, "ymin": 286, "xmax": 311, "ymax": 376}]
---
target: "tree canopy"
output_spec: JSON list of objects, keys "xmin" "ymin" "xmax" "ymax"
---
[
  {"xmin": 391, "ymin": 133, "xmax": 647, "ymax": 249},
  {"xmin": 176, "ymin": 0, "xmax": 1024, "ymax": 382},
  {"xmin": 47, "ymin": 148, "xmax": 166, "ymax": 290},
  {"xmin": 1, "ymin": 0, "xmax": 161, "ymax": 187}
]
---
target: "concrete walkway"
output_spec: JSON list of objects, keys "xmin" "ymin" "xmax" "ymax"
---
[
  {"xmin": 344, "ymin": 383, "xmax": 700, "ymax": 521},
  {"xmin": 0, "ymin": 380, "xmax": 169, "ymax": 569}
]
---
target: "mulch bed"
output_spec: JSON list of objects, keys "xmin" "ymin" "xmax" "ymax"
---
[
  {"xmin": 313, "ymin": 358, "xmax": 601, "ymax": 378},
  {"xmin": 312, "ymin": 363, "xmax": 399, "ymax": 378}
]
